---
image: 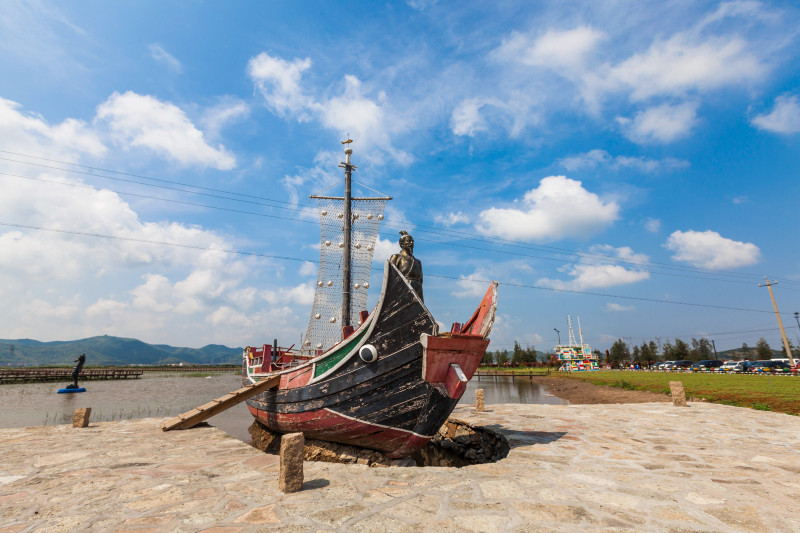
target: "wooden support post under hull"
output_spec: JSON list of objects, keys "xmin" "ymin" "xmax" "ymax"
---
[{"xmin": 161, "ymin": 374, "xmax": 281, "ymax": 431}]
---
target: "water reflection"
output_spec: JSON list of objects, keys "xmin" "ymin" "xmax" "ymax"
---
[
  {"xmin": 461, "ymin": 374, "xmax": 567, "ymax": 406},
  {"xmin": 0, "ymin": 372, "xmax": 564, "ymax": 443}
]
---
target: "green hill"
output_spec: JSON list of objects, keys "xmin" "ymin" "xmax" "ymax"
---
[{"xmin": 0, "ymin": 336, "xmax": 242, "ymax": 366}]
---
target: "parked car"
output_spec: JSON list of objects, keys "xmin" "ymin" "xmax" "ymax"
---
[
  {"xmin": 691, "ymin": 360, "xmax": 724, "ymax": 372},
  {"xmin": 655, "ymin": 361, "xmax": 675, "ymax": 370},
  {"xmin": 719, "ymin": 361, "xmax": 747, "ymax": 373},
  {"xmin": 751, "ymin": 360, "xmax": 792, "ymax": 373},
  {"xmin": 670, "ymin": 360, "xmax": 693, "ymax": 370},
  {"xmin": 739, "ymin": 360, "xmax": 758, "ymax": 373}
]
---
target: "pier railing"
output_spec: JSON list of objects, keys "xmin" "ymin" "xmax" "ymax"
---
[
  {"xmin": 0, "ymin": 368, "xmax": 144, "ymax": 384},
  {"xmin": 474, "ymin": 369, "xmax": 551, "ymax": 381}
]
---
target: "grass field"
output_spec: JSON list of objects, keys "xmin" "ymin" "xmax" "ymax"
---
[{"xmin": 550, "ymin": 370, "xmax": 800, "ymax": 415}]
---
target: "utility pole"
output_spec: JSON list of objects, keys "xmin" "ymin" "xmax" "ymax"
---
[
  {"xmin": 759, "ymin": 277, "xmax": 795, "ymax": 366},
  {"xmin": 711, "ymin": 339, "xmax": 717, "ymax": 360},
  {"xmin": 794, "ymin": 312, "xmax": 800, "ymax": 352}
]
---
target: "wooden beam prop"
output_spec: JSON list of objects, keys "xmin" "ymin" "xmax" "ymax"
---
[{"xmin": 161, "ymin": 374, "xmax": 281, "ymax": 431}]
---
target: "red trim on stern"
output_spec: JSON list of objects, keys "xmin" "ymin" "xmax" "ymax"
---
[{"xmin": 421, "ymin": 334, "xmax": 489, "ymax": 384}]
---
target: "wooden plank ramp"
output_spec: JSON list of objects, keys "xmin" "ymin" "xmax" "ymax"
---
[{"xmin": 161, "ymin": 374, "xmax": 281, "ymax": 431}]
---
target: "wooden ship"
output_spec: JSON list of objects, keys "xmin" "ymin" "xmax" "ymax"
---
[
  {"xmin": 237, "ymin": 143, "xmax": 497, "ymax": 458},
  {"xmin": 555, "ymin": 315, "xmax": 598, "ymax": 371}
]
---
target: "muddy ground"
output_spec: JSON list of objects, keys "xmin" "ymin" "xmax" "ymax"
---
[{"xmin": 531, "ymin": 376, "xmax": 671, "ymax": 404}]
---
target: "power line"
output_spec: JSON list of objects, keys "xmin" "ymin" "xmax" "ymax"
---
[
  {"xmin": 0, "ymin": 168, "xmax": 780, "ymax": 288},
  {"xmin": 0, "ymin": 221, "xmax": 775, "ymax": 314},
  {"xmin": 2, "ymin": 149, "xmax": 791, "ymax": 286}
]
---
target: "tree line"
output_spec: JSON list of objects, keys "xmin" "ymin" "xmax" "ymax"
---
[
  {"xmin": 481, "ymin": 336, "xmax": 794, "ymax": 368},
  {"xmin": 606, "ymin": 336, "xmax": 791, "ymax": 366},
  {"xmin": 482, "ymin": 341, "xmax": 545, "ymax": 366}
]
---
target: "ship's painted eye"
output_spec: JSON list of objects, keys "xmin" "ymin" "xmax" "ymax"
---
[{"xmin": 359, "ymin": 344, "xmax": 378, "ymax": 363}]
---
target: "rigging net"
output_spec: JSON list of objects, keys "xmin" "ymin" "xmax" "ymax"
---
[{"xmin": 303, "ymin": 196, "xmax": 388, "ymax": 353}]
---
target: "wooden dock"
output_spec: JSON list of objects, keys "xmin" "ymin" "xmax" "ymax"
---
[{"xmin": 0, "ymin": 368, "xmax": 144, "ymax": 384}]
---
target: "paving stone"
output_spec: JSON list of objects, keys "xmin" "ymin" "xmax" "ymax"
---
[{"xmin": 1, "ymin": 402, "xmax": 798, "ymax": 532}]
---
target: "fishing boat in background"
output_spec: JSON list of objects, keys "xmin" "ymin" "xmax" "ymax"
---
[
  {"xmin": 241, "ymin": 143, "xmax": 497, "ymax": 458},
  {"xmin": 555, "ymin": 315, "xmax": 598, "ymax": 371}
]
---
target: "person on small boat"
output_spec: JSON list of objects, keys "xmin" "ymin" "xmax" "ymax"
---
[{"xmin": 390, "ymin": 230, "xmax": 423, "ymax": 301}]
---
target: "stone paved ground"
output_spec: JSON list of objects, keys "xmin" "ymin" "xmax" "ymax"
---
[{"xmin": 1, "ymin": 402, "xmax": 799, "ymax": 532}]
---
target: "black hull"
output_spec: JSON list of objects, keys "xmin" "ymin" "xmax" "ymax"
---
[{"xmin": 245, "ymin": 263, "xmax": 461, "ymax": 455}]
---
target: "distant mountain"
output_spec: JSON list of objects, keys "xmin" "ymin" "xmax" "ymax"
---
[{"xmin": 0, "ymin": 336, "xmax": 242, "ymax": 366}]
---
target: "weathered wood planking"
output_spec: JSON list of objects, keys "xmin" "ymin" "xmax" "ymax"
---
[{"xmin": 161, "ymin": 374, "xmax": 281, "ymax": 431}]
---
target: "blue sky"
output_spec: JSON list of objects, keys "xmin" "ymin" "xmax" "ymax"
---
[{"xmin": 1, "ymin": 0, "xmax": 799, "ymax": 355}]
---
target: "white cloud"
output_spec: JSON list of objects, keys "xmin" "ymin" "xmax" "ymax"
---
[
  {"xmin": 373, "ymin": 236, "xmax": 398, "ymax": 264},
  {"xmin": 201, "ymin": 98, "xmax": 249, "ymax": 139},
  {"xmin": 263, "ymin": 284, "xmax": 315, "ymax": 307},
  {"xmin": 299, "ymin": 261, "xmax": 317, "ymax": 277},
  {"xmin": 536, "ymin": 245, "xmax": 650, "ymax": 291},
  {"xmin": 481, "ymin": 7, "xmax": 776, "ymax": 139},
  {"xmin": 732, "ymin": 195, "xmax": 748, "ymax": 205},
  {"xmin": 248, "ymin": 53, "xmax": 313, "ymax": 119},
  {"xmin": 495, "ymin": 26, "xmax": 606, "ymax": 73},
  {"xmin": 451, "ymin": 98, "xmax": 489, "ymax": 137},
  {"xmin": 603, "ymin": 35, "xmax": 765, "ymax": 101},
  {"xmin": 665, "ymin": 230, "xmax": 760, "ymax": 269},
  {"xmin": 558, "ymin": 149, "xmax": 689, "ymax": 172},
  {"xmin": 0, "ymin": 97, "xmax": 106, "ymax": 161},
  {"xmin": 96, "ymin": 91, "xmax": 236, "ymax": 170},
  {"xmin": 148, "ymin": 43, "xmax": 182, "ymax": 73},
  {"xmin": 617, "ymin": 102, "xmax": 698, "ymax": 144},
  {"xmin": 606, "ymin": 303, "xmax": 635, "ymax": 312},
  {"xmin": 751, "ymin": 94, "xmax": 800, "ymax": 134},
  {"xmin": 644, "ymin": 218, "xmax": 661, "ymax": 233},
  {"xmin": 476, "ymin": 176, "xmax": 619, "ymax": 241},
  {"xmin": 318, "ymin": 75, "xmax": 411, "ymax": 163},
  {"xmin": 434, "ymin": 211, "xmax": 469, "ymax": 227},
  {"xmin": 248, "ymin": 52, "xmax": 410, "ymax": 163},
  {"xmin": 450, "ymin": 93, "xmax": 539, "ymax": 139},
  {"xmin": 455, "ymin": 268, "xmax": 494, "ymax": 298}
]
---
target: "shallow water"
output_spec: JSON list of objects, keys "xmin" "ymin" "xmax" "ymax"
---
[{"xmin": 0, "ymin": 372, "xmax": 565, "ymax": 442}]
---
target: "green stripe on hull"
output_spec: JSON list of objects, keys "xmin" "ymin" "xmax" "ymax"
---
[{"xmin": 313, "ymin": 327, "xmax": 370, "ymax": 378}]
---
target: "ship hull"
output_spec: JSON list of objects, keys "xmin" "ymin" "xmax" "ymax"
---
[{"xmin": 244, "ymin": 262, "xmax": 494, "ymax": 458}]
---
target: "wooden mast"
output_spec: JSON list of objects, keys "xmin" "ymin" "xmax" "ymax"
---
[{"xmin": 338, "ymin": 141, "xmax": 356, "ymax": 333}]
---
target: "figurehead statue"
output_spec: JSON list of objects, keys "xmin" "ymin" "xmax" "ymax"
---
[{"xmin": 390, "ymin": 231, "xmax": 423, "ymax": 301}]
